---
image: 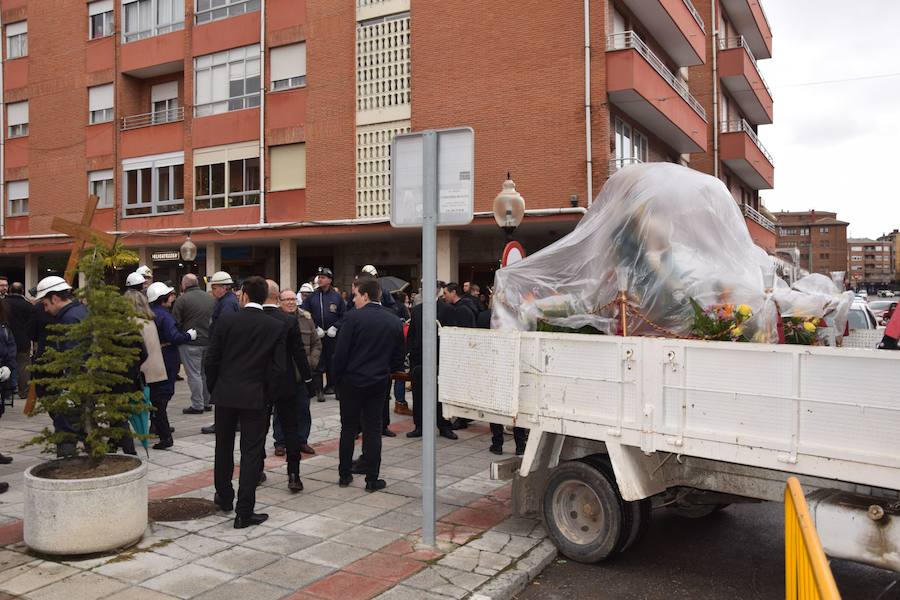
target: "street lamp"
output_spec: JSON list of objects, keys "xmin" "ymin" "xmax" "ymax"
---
[
  {"xmin": 493, "ymin": 173, "xmax": 525, "ymax": 241},
  {"xmin": 179, "ymin": 234, "xmax": 198, "ymax": 262}
]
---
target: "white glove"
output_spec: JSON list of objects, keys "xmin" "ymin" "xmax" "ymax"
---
[
  {"xmin": 0, "ymin": 366, "xmax": 10, "ymax": 382},
  {"xmin": 186, "ymin": 328, "xmax": 197, "ymax": 341},
  {"xmin": 327, "ymin": 326, "xmax": 338, "ymax": 338},
  {"xmin": 316, "ymin": 327, "xmax": 326, "ymax": 339}
]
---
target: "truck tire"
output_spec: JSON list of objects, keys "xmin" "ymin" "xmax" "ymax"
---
[
  {"xmin": 581, "ymin": 455, "xmax": 652, "ymax": 552},
  {"xmin": 542, "ymin": 460, "xmax": 624, "ymax": 563}
]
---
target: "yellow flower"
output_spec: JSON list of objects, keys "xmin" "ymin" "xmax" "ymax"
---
[
  {"xmin": 737, "ymin": 304, "xmax": 753, "ymax": 318},
  {"xmin": 802, "ymin": 321, "xmax": 817, "ymax": 333},
  {"xmin": 731, "ymin": 326, "xmax": 744, "ymax": 337}
]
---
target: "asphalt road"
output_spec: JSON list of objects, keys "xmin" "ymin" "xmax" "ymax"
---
[{"xmin": 516, "ymin": 501, "xmax": 899, "ymax": 600}]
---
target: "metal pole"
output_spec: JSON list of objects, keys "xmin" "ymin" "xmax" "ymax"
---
[{"xmin": 421, "ymin": 130, "xmax": 438, "ymax": 547}]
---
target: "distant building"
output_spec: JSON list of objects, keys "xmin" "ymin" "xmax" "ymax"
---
[
  {"xmin": 775, "ymin": 211, "xmax": 849, "ymax": 277},
  {"xmin": 848, "ymin": 238, "xmax": 895, "ymax": 290},
  {"xmin": 877, "ymin": 230, "xmax": 900, "ymax": 284}
]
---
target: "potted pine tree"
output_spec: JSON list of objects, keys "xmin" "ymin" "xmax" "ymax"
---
[{"xmin": 24, "ymin": 244, "xmax": 149, "ymax": 555}]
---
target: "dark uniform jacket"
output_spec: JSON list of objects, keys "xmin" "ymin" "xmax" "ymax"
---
[
  {"xmin": 407, "ymin": 300, "xmax": 456, "ymax": 368},
  {"xmin": 151, "ymin": 304, "xmax": 192, "ymax": 395},
  {"xmin": 302, "ymin": 288, "xmax": 345, "ymax": 331},
  {"xmin": 332, "ymin": 303, "xmax": 404, "ymax": 387},
  {"xmin": 205, "ymin": 306, "xmax": 286, "ymax": 410},
  {"xmin": 3, "ymin": 294, "xmax": 34, "ymax": 353},
  {"xmin": 210, "ymin": 292, "xmax": 240, "ymax": 338},
  {"xmin": 262, "ymin": 305, "xmax": 313, "ymax": 399}
]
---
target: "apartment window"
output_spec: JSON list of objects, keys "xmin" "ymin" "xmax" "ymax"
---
[
  {"xmin": 819, "ymin": 227, "xmax": 829, "ymax": 233},
  {"xmin": 90, "ymin": 170, "xmax": 114, "ymax": 209},
  {"xmin": 194, "ymin": 142, "xmax": 259, "ymax": 209},
  {"xmin": 123, "ymin": 0, "xmax": 184, "ymax": 43},
  {"xmin": 5, "ymin": 21, "xmax": 27, "ymax": 59},
  {"xmin": 270, "ymin": 43, "xmax": 306, "ymax": 91},
  {"xmin": 820, "ymin": 240, "xmax": 830, "ymax": 248},
  {"xmin": 7, "ymin": 180, "xmax": 28, "ymax": 216},
  {"xmin": 89, "ymin": 0, "xmax": 115, "ymax": 39},
  {"xmin": 270, "ymin": 143, "xmax": 306, "ymax": 191},
  {"xmin": 122, "ymin": 152, "xmax": 184, "ymax": 216},
  {"xmin": 151, "ymin": 81, "xmax": 180, "ymax": 123},
  {"xmin": 89, "ymin": 84, "xmax": 114, "ymax": 124},
  {"xmin": 195, "ymin": 0, "xmax": 260, "ymax": 24},
  {"xmin": 7, "ymin": 101, "xmax": 28, "ymax": 138},
  {"xmin": 194, "ymin": 45, "xmax": 260, "ymax": 117},
  {"xmin": 614, "ymin": 117, "xmax": 648, "ymax": 168},
  {"xmin": 851, "ymin": 246, "xmax": 863, "ymax": 251},
  {"xmin": 800, "ymin": 228, "xmax": 809, "ymax": 236},
  {"xmin": 819, "ymin": 253, "xmax": 829, "ymax": 260}
]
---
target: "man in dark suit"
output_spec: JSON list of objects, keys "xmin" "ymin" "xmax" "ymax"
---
[
  {"xmin": 332, "ymin": 276, "xmax": 404, "ymax": 492},
  {"xmin": 206, "ymin": 276, "xmax": 286, "ymax": 528},
  {"xmin": 262, "ymin": 280, "xmax": 315, "ymax": 493}
]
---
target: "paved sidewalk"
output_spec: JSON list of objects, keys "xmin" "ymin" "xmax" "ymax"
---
[{"xmin": 0, "ymin": 383, "xmax": 553, "ymax": 600}]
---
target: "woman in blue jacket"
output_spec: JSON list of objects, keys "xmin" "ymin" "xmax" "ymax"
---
[
  {"xmin": 0, "ymin": 300, "xmax": 16, "ymax": 494},
  {"xmin": 147, "ymin": 282, "xmax": 196, "ymax": 449}
]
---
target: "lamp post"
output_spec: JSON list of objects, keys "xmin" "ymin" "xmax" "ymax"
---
[{"xmin": 493, "ymin": 173, "xmax": 525, "ymax": 241}]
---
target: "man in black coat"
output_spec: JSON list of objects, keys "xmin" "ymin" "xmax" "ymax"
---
[
  {"xmin": 332, "ymin": 276, "xmax": 404, "ymax": 492},
  {"xmin": 206, "ymin": 276, "xmax": 286, "ymax": 528},
  {"xmin": 3, "ymin": 283, "xmax": 34, "ymax": 398},
  {"xmin": 443, "ymin": 282, "xmax": 477, "ymax": 327},
  {"xmin": 406, "ymin": 282, "xmax": 457, "ymax": 440},
  {"xmin": 262, "ymin": 280, "xmax": 315, "ymax": 493}
]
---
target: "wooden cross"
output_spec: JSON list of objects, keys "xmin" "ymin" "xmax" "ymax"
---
[{"xmin": 50, "ymin": 195, "xmax": 118, "ymax": 285}]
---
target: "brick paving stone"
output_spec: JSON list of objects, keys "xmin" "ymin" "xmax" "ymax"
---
[
  {"xmin": 363, "ymin": 510, "xmax": 424, "ymax": 535},
  {"xmin": 283, "ymin": 514, "xmax": 356, "ymax": 538},
  {"xmin": 0, "ymin": 560, "xmax": 79, "ymax": 596},
  {"xmin": 491, "ymin": 516, "xmax": 541, "ymax": 537},
  {"xmin": 104, "ymin": 587, "xmax": 181, "ymax": 600},
  {"xmin": 191, "ymin": 577, "xmax": 289, "ymax": 600},
  {"xmin": 381, "ymin": 481, "xmax": 421, "ymax": 499},
  {"xmin": 373, "ymin": 584, "xmax": 454, "ymax": 600},
  {"xmin": 296, "ymin": 541, "xmax": 371, "ymax": 569},
  {"xmin": 95, "ymin": 553, "xmax": 184, "ymax": 585},
  {"xmin": 245, "ymin": 557, "xmax": 333, "ymax": 590},
  {"xmin": 27, "ymin": 572, "xmax": 128, "ymax": 600},
  {"xmin": 196, "ymin": 545, "xmax": 281, "ymax": 574},
  {"xmin": 142, "ymin": 564, "xmax": 234, "ymax": 599},
  {"xmin": 241, "ymin": 532, "xmax": 321, "ymax": 555},
  {"xmin": 344, "ymin": 552, "xmax": 424, "ymax": 582},
  {"xmin": 353, "ymin": 492, "xmax": 413, "ymax": 510},
  {"xmin": 320, "ymin": 502, "xmax": 389, "ymax": 524},
  {"xmin": 158, "ymin": 515, "xmax": 232, "ymax": 534},
  {"xmin": 435, "ymin": 547, "xmax": 479, "ymax": 572},
  {"xmin": 499, "ymin": 533, "xmax": 541, "ymax": 558},
  {"xmin": 332, "ymin": 525, "xmax": 404, "ymax": 552},
  {"xmin": 310, "ymin": 484, "xmax": 370, "ymax": 501},
  {"xmin": 0, "ymin": 548, "xmax": 32, "ymax": 572},
  {"xmin": 468, "ymin": 531, "xmax": 511, "ymax": 553},
  {"xmin": 152, "ymin": 533, "xmax": 232, "ymax": 561},
  {"xmin": 440, "ymin": 503, "xmax": 510, "ymax": 530},
  {"xmin": 403, "ymin": 566, "xmax": 488, "ymax": 599},
  {"xmin": 301, "ymin": 571, "xmax": 393, "ymax": 600},
  {"xmin": 196, "ymin": 521, "xmax": 278, "ymax": 544}
]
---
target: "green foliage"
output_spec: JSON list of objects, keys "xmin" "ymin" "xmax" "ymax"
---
[
  {"xmin": 782, "ymin": 316, "xmax": 823, "ymax": 345},
  {"xmin": 689, "ymin": 298, "xmax": 752, "ymax": 342},
  {"xmin": 28, "ymin": 244, "xmax": 145, "ymax": 458}
]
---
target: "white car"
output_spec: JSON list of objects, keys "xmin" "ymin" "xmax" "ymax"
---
[{"xmin": 848, "ymin": 301, "xmax": 879, "ymax": 330}]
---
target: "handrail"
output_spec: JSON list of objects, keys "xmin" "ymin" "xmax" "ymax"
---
[
  {"xmin": 742, "ymin": 204, "xmax": 775, "ymax": 233},
  {"xmin": 719, "ymin": 35, "xmax": 770, "ymax": 89},
  {"xmin": 721, "ymin": 119, "xmax": 773, "ymax": 162},
  {"xmin": 608, "ymin": 157, "xmax": 643, "ymax": 175},
  {"xmin": 121, "ymin": 107, "xmax": 185, "ymax": 131},
  {"xmin": 682, "ymin": 0, "xmax": 705, "ymax": 32},
  {"xmin": 606, "ymin": 31, "xmax": 707, "ymax": 121},
  {"xmin": 784, "ymin": 477, "xmax": 841, "ymax": 599}
]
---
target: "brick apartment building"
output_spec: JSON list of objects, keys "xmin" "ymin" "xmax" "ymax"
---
[
  {"xmin": 848, "ymin": 238, "xmax": 895, "ymax": 291},
  {"xmin": 775, "ymin": 210, "xmax": 849, "ymax": 278},
  {"xmin": 0, "ymin": 0, "xmax": 773, "ymax": 292},
  {"xmin": 878, "ymin": 229, "xmax": 900, "ymax": 284}
]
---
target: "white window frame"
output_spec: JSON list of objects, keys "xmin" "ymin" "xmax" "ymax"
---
[
  {"xmin": 122, "ymin": 0, "xmax": 184, "ymax": 43},
  {"xmin": 89, "ymin": 0, "xmax": 115, "ymax": 39},
  {"xmin": 7, "ymin": 101, "xmax": 28, "ymax": 138},
  {"xmin": 195, "ymin": 0, "xmax": 260, "ymax": 25},
  {"xmin": 89, "ymin": 84, "xmax": 115, "ymax": 124},
  {"xmin": 6, "ymin": 21, "xmax": 27, "ymax": 59},
  {"xmin": 270, "ymin": 43, "xmax": 306, "ymax": 91},
  {"xmin": 194, "ymin": 45, "xmax": 261, "ymax": 117},
  {"xmin": 613, "ymin": 117, "xmax": 648, "ymax": 170},
  {"xmin": 122, "ymin": 152, "xmax": 185, "ymax": 217},
  {"xmin": 90, "ymin": 170, "xmax": 115, "ymax": 209},
  {"xmin": 150, "ymin": 81, "xmax": 180, "ymax": 123},
  {"xmin": 7, "ymin": 180, "xmax": 28, "ymax": 216},
  {"xmin": 195, "ymin": 157, "xmax": 260, "ymax": 209}
]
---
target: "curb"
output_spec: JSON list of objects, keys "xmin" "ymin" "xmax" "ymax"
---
[{"xmin": 469, "ymin": 538, "xmax": 557, "ymax": 600}]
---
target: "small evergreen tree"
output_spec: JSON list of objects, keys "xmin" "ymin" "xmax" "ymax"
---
[{"xmin": 29, "ymin": 244, "xmax": 145, "ymax": 458}]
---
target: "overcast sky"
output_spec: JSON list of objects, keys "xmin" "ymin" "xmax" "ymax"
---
[{"xmin": 757, "ymin": 0, "xmax": 900, "ymax": 240}]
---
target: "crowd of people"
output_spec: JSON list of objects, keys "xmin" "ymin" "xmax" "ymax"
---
[{"xmin": 0, "ymin": 265, "xmax": 522, "ymax": 528}]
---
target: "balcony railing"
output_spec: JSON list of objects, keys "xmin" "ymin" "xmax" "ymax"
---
[
  {"xmin": 121, "ymin": 107, "xmax": 185, "ymax": 131},
  {"xmin": 683, "ymin": 0, "xmax": 706, "ymax": 32},
  {"xmin": 609, "ymin": 157, "xmax": 644, "ymax": 175},
  {"xmin": 607, "ymin": 31, "xmax": 707, "ymax": 121},
  {"xmin": 719, "ymin": 35, "xmax": 769, "ymax": 88},
  {"xmin": 721, "ymin": 118, "xmax": 773, "ymax": 162},
  {"xmin": 742, "ymin": 203, "xmax": 776, "ymax": 233}
]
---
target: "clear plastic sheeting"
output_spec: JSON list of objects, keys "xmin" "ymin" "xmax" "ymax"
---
[
  {"xmin": 492, "ymin": 163, "xmax": 776, "ymax": 338},
  {"xmin": 775, "ymin": 273, "xmax": 854, "ymax": 340}
]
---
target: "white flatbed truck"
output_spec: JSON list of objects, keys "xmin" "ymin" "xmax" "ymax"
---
[{"xmin": 438, "ymin": 328, "xmax": 900, "ymax": 571}]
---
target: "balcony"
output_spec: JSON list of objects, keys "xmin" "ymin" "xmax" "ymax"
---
[
  {"xmin": 720, "ymin": 119, "xmax": 774, "ymax": 189},
  {"xmin": 718, "ymin": 36, "xmax": 773, "ymax": 124},
  {"xmin": 617, "ymin": 0, "xmax": 706, "ymax": 66},
  {"xmin": 608, "ymin": 157, "xmax": 644, "ymax": 175},
  {"xmin": 120, "ymin": 29, "xmax": 185, "ymax": 78},
  {"xmin": 120, "ymin": 110, "xmax": 185, "ymax": 159},
  {"xmin": 606, "ymin": 31, "xmax": 708, "ymax": 153},
  {"xmin": 719, "ymin": 0, "xmax": 772, "ymax": 59},
  {"xmin": 121, "ymin": 107, "xmax": 184, "ymax": 131},
  {"xmin": 742, "ymin": 204, "xmax": 775, "ymax": 233},
  {"xmin": 743, "ymin": 204, "xmax": 776, "ymax": 252}
]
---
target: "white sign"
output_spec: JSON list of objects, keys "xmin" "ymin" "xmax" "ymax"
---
[{"xmin": 390, "ymin": 128, "xmax": 474, "ymax": 228}]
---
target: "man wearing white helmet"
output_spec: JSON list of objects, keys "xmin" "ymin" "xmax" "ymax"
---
[
  {"xmin": 136, "ymin": 265, "xmax": 153, "ymax": 290},
  {"xmin": 125, "ymin": 271, "xmax": 146, "ymax": 293},
  {"xmin": 201, "ymin": 271, "xmax": 239, "ymax": 435}
]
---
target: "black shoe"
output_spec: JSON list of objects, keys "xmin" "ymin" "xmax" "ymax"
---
[
  {"xmin": 406, "ymin": 429, "xmax": 422, "ymax": 438},
  {"xmin": 382, "ymin": 428, "xmax": 396, "ymax": 438},
  {"xmin": 258, "ymin": 472, "xmax": 267, "ymax": 486},
  {"xmin": 365, "ymin": 479, "xmax": 387, "ymax": 493},
  {"xmin": 351, "ymin": 460, "xmax": 367, "ymax": 475},
  {"xmin": 317, "ymin": 395, "xmax": 326, "ymax": 403},
  {"xmin": 323, "ymin": 387, "xmax": 335, "ymax": 395},
  {"xmin": 288, "ymin": 474, "xmax": 304, "ymax": 492},
  {"xmin": 182, "ymin": 407, "xmax": 204, "ymax": 415},
  {"xmin": 338, "ymin": 475, "xmax": 353, "ymax": 487},
  {"xmin": 439, "ymin": 428, "xmax": 458, "ymax": 440},
  {"xmin": 451, "ymin": 419, "xmax": 470, "ymax": 431},
  {"xmin": 176, "ymin": 374, "xmax": 184, "ymax": 381},
  {"xmin": 0, "ymin": 453, "xmax": 12, "ymax": 465},
  {"xmin": 0, "ymin": 482, "xmax": 8, "ymax": 494},
  {"xmin": 201, "ymin": 424, "xmax": 216, "ymax": 434},
  {"xmin": 153, "ymin": 439, "xmax": 174, "ymax": 450},
  {"xmin": 515, "ymin": 446, "xmax": 526, "ymax": 456},
  {"xmin": 213, "ymin": 493, "xmax": 233, "ymax": 512},
  {"xmin": 233, "ymin": 513, "xmax": 268, "ymax": 529},
  {"xmin": 204, "ymin": 405, "xmax": 213, "ymax": 412},
  {"xmin": 489, "ymin": 444, "xmax": 503, "ymax": 455}
]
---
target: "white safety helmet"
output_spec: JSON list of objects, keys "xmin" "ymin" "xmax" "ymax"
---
[
  {"xmin": 361, "ymin": 265, "xmax": 378, "ymax": 277},
  {"xmin": 34, "ymin": 276, "xmax": 72, "ymax": 300},
  {"xmin": 125, "ymin": 272, "xmax": 146, "ymax": 287},
  {"xmin": 136, "ymin": 265, "xmax": 153, "ymax": 279},
  {"xmin": 146, "ymin": 282, "xmax": 175, "ymax": 304},
  {"xmin": 208, "ymin": 271, "xmax": 234, "ymax": 285},
  {"xmin": 299, "ymin": 283, "xmax": 315, "ymax": 294}
]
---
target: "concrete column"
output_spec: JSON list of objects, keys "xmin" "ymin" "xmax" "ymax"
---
[
  {"xmin": 138, "ymin": 246, "xmax": 152, "ymax": 268},
  {"xmin": 24, "ymin": 254, "xmax": 39, "ymax": 294},
  {"xmin": 78, "ymin": 271, "xmax": 87, "ymax": 289},
  {"xmin": 279, "ymin": 239, "xmax": 297, "ymax": 291},
  {"xmin": 437, "ymin": 230, "xmax": 459, "ymax": 283},
  {"xmin": 205, "ymin": 243, "xmax": 220, "ymax": 288}
]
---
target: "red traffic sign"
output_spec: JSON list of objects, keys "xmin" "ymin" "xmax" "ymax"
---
[{"xmin": 501, "ymin": 241, "xmax": 525, "ymax": 267}]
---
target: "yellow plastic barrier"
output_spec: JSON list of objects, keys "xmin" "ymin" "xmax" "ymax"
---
[{"xmin": 785, "ymin": 477, "xmax": 841, "ymax": 599}]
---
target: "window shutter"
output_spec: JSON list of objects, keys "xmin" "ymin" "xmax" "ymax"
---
[
  {"xmin": 151, "ymin": 81, "xmax": 178, "ymax": 103},
  {"xmin": 7, "ymin": 101, "xmax": 27, "ymax": 126},
  {"xmin": 270, "ymin": 143, "xmax": 307, "ymax": 191},
  {"xmin": 89, "ymin": 0, "xmax": 113, "ymax": 15},
  {"xmin": 89, "ymin": 84, "xmax": 114, "ymax": 111},
  {"xmin": 5, "ymin": 21, "xmax": 26, "ymax": 37},
  {"xmin": 8, "ymin": 180, "xmax": 28, "ymax": 200},
  {"xmin": 270, "ymin": 43, "xmax": 306, "ymax": 83}
]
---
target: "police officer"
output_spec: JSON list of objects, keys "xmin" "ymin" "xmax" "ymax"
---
[{"xmin": 301, "ymin": 267, "xmax": 345, "ymax": 397}]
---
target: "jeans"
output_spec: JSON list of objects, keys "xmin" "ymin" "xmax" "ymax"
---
[
  {"xmin": 273, "ymin": 385, "xmax": 312, "ymax": 446},
  {"xmin": 393, "ymin": 379, "xmax": 406, "ymax": 404},
  {"xmin": 178, "ymin": 345, "xmax": 210, "ymax": 410}
]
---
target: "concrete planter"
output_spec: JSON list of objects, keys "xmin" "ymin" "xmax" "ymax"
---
[{"xmin": 24, "ymin": 456, "xmax": 148, "ymax": 555}]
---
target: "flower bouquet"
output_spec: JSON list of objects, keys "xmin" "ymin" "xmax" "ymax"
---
[
  {"xmin": 689, "ymin": 298, "xmax": 753, "ymax": 342},
  {"xmin": 782, "ymin": 316, "xmax": 824, "ymax": 345}
]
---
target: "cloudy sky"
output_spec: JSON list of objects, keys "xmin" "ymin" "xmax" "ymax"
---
[{"xmin": 757, "ymin": 0, "xmax": 900, "ymax": 240}]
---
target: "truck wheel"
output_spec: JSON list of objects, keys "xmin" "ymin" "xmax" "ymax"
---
[
  {"xmin": 666, "ymin": 502, "xmax": 729, "ymax": 519},
  {"xmin": 542, "ymin": 460, "xmax": 623, "ymax": 563},
  {"xmin": 581, "ymin": 455, "xmax": 652, "ymax": 553}
]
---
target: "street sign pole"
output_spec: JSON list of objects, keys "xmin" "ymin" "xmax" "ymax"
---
[{"xmin": 421, "ymin": 131, "xmax": 438, "ymax": 547}]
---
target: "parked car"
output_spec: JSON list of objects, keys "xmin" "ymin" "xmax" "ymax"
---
[
  {"xmin": 848, "ymin": 301, "xmax": 879, "ymax": 330},
  {"xmin": 877, "ymin": 290, "xmax": 895, "ymax": 298},
  {"xmin": 868, "ymin": 299, "xmax": 897, "ymax": 323}
]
